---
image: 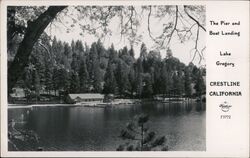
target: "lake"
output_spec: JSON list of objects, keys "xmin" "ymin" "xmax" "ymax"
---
[{"xmin": 8, "ymin": 101, "xmax": 206, "ymax": 151}]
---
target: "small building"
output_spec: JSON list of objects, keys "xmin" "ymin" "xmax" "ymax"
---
[
  {"xmin": 103, "ymin": 94, "xmax": 115, "ymax": 103},
  {"xmin": 67, "ymin": 93, "xmax": 104, "ymax": 104},
  {"xmin": 10, "ymin": 87, "xmax": 26, "ymax": 98}
]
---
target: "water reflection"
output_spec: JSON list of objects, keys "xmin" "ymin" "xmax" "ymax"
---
[{"xmin": 8, "ymin": 102, "xmax": 205, "ymax": 151}]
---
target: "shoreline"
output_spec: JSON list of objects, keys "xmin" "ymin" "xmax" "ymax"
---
[
  {"xmin": 8, "ymin": 98, "xmax": 201, "ymax": 109},
  {"xmin": 8, "ymin": 104, "xmax": 75, "ymax": 109}
]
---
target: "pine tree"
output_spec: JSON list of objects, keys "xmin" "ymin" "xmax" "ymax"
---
[
  {"xmin": 143, "ymin": 74, "xmax": 153, "ymax": 98},
  {"xmin": 71, "ymin": 40, "xmax": 75, "ymax": 54},
  {"xmin": 172, "ymin": 72, "xmax": 181, "ymax": 96},
  {"xmin": 139, "ymin": 43, "xmax": 148, "ymax": 73},
  {"xmin": 71, "ymin": 53, "xmax": 79, "ymax": 72},
  {"xmin": 108, "ymin": 44, "xmax": 118, "ymax": 62},
  {"xmin": 22, "ymin": 67, "xmax": 33, "ymax": 100},
  {"xmin": 117, "ymin": 114, "xmax": 167, "ymax": 151},
  {"xmin": 194, "ymin": 70, "xmax": 205, "ymax": 99},
  {"xmin": 128, "ymin": 46, "xmax": 135, "ymax": 59},
  {"xmin": 33, "ymin": 69, "xmax": 41, "ymax": 101},
  {"xmin": 103, "ymin": 62, "xmax": 117, "ymax": 94},
  {"xmin": 63, "ymin": 43, "xmax": 72, "ymax": 70},
  {"xmin": 78, "ymin": 59, "xmax": 89, "ymax": 93},
  {"xmin": 116, "ymin": 60, "xmax": 131, "ymax": 96},
  {"xmin": 128, "ymin": 67, "xmax": 136, "ymax": 97},
  {"xmin": 96, "ymin": 39, "xmax": 105, "ymax": 59},
  {"xmin": 135, "ymin": 58, "xmax": 144, "ymax": 98},
  {"xmin": 184, "ymin": 68, "xmax": 192, "ymax": 98},
  {"xmin": 161, "ymin": 63, "xmax": 173, "ymax": 97},
  {"xmin": 52, "ymin": 68, "xmax": 59, "ymax": 96},
  {"xmin": 9, "ymin": 34, "xmax": 206, "ymax": 101},
  {"xmin": 88, "ymin": 43, "xmax": 98, "ymax": 81},
  {"xmin": 44, "ymin": 62, "xmax": 53, "ymax": 94},
  {"xmin": 69, "ymin": 71, "xmax": 80, "ymax": 93},
  {"xmin": 93, "ymin": 59, "xmax": 102, "ymax": 93},
  {"xmin": 57, "ymin": 68, "xmax": 70, "ymax": 94},
  {"xmin": 139, "ymin": 43, "xmax": 148, "ymax": 60}
]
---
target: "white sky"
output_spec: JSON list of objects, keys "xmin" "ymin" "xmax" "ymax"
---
[{"xmin": 45, "ymin": 6, "xmax": 205, "ymax": 66}]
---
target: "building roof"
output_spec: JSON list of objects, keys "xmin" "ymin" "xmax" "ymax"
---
[
  {"xmin": 10, "ymin": 87, "xmax": 25, "ymax": 98},
  {"xmin": 68, "ymin": 93, "xmax": 104, "ymax": 100}
]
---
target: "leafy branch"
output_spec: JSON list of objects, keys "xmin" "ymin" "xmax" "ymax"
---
[{"xmin": 117, "ymin": 114, "xmax": 168, "ymax": 151}]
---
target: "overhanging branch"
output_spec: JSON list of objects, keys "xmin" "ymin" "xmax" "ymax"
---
[{"xmin": 183, "ymin": 6, "xmax": 206, "ymax": 32}]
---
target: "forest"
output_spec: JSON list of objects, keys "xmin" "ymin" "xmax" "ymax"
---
[{"xmin": 8, "ymin": 33, "xmax": 205, "ymax": 101}]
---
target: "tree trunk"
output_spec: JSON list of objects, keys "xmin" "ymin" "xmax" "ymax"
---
[
  {"xmin": 141, "ymin": 124, "xmax": 144, "ymax": 151},
  {"xmin": 8, "ymin": 6, "xmax": 67, "ymax": 94}
]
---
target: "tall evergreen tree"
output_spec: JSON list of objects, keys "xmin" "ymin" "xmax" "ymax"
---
[
  {"xmin": 143, "ymin": 74, "xmax": 153, "ymax": 98},
  {"xmin": 88, "ymin": 43, "xmax": 98, "ymax": 81},
  {"xmin": 62, "ymin": 43, "xmax": 72, "ymax": 70},
  {"xmin": 194, "ymin": 70, "xmax": 205, "ymax": 99},
  {"xmin": 33, "ymin": 69, "xmax": 41, "ymax": 101},
  {"xmin": 44, "ymin": 62, "xmax": 53, "ymax": 94},
  {"xmin": 128, "ymin": 46, "xmax": 135, "ymax": 59},
  {"xmin": 161, "ymin": 63, "xmax": 173, "ymax": 97},
  {"xmin": 116, "ymin": 60, "xmax": 130, "ymax": 96},
  {"xmin": 69, "ymin": 71, "xmax": 80, "ymax": 93},
  {"xmin": 71, "ymin": 53, "xmax": 79, "ymax": 72},
  {"xmin": 135, "ymin": 58, "xmax": 144, "ymax": 98},
  {"xmin": 78, "ymin": 59, "xmax": 89, "ymax": 93},
  {"xmin": 139, "ymin": 43, "xmax": 148, "ymax": 73},
  {"xmin": 92, "ymin": 59, "xmax": 102, "ymax": 93},
  {"xmin": 103, "ymin": 62, "xmax": 117, "ymax": 94},
  {"xmin": 52, "ymin": 68, "xmax": 59, "ymax": 96},
  {"xmin": 128, "ymin": 67, "xmax": 136, "ymax": 97},
  {"xmin": 184, "ymin": 68, "xmax": 192, "ymax": 98},
  {"xmin": 108, "ymin": 44, "xmax": 118, "ymax": 62}
]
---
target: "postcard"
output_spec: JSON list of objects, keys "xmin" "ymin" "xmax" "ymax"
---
[{"xmin": 1, "ymin": 0, "xmax": 249, "ymax": 157}]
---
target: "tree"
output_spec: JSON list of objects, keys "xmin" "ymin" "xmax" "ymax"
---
[
  {"xmin": 108, "ymin": 44, "xmax": 118, "ymax": 62},
  {"xmin": 194, "ymin": 70, "xmax": 205, "ymax": 99},
  {"xmin": 78, "ymin": 59, "xmax": 89, "ymax": 93},
  {"xmin": 69, "ymin": 72, "xmax": 80, "ymax": 93},
  {"xmin": 57, "ymin": 68, "xmax": 70, "ymax": 94},
  {"xmin": 184, "ymin": 68, "xmax": 192, "ymax": 98},
  {"xmin": 135, "ymin": 58, "xmax": 144, "ymax": 98},
  {"xmin": 115, "ymin": 60, "xmax": 130, "ymax": 96},
  {"xmin": 62, "ymin": 43, "xmax": 73, "ymax": 70},
  {"xmin": 32, "ymin": 70, "xmax": 41, "ymax": 101},
  {"xmin": 92, "ymin": 60, "xmax": 102, "ymax": 93},
  {"xmin": 88, "ymin": 43, "xmax": 98, "ymax": 81},
  {"xmin": 51, "ymin": 37, "xmax": 64, "ymax": 64},
  {"xmin": 160, "ymin": 63, "xmax": 173, "ymax": 97},
  {"xmin": 8, "ymin": 5, "xmax": 205, "ymax": 93},
  {"xmin": 103, "ymin": 62, "xmax": 117, "ymax": 94},
  {"xmin": 128, "ymin": 67, "xmax": 136, "ymax": 97},
  {"xmin": 52, "ymin": 68, "xmax": 59, "ymax": 96},
  {"xmin": 139, "ymin": 43, "xmax": 148, "ymax": 73},
  {"xmin": 8, "ymin": 119, "xmax": 40, "ymax": 151},
  {"xmin": 44, "ymin": 62, "xmax": 53, "ymax": 94},
  {"xmin": 96, "ymin": 39, "xmax": 105, "ymax": 60},
  {"xmin": 22, "ymin": 66, "xmax": 33, "ymax": 100},
  {"xmin": 142, "ymin": 73, "xmax": 153, "ymax": 98},
  {"xmin": 8, "ymin": 6, "xmax": 67, "ymax": 93},
  {"xmin": 128, "ymin": 46, "xmax": 135, "ymax": 59},
  {"xmin": 117, "ymin": 114, "xmax": 167, "ymax": 151}
]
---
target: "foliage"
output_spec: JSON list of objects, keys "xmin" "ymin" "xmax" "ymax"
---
[
  {"xmin": 8, "ymin": 35, "xmax": 205, "ymax": 100},
  {"xmin": 7, "ymin": 5, "xmax": 206, "ymax": 92},
  {"xmin": 117, "ymin": 114, "xmax": 168, "ymax": 151},
  {"xmin": 8, "ymin": 119, "xmax": 41, "ymax": 151}
]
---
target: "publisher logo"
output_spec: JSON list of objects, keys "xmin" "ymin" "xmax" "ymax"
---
[{"xmin": 219, "ymin": 101, "xmax": 232, "ymax": 112}]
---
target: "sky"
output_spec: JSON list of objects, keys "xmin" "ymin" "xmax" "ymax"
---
[{"xmin": 45, "ymin": 6, "xmax": 206, "ymax": 66}]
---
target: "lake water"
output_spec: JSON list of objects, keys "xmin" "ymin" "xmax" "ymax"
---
[{"xmin": 8, "ymin": 102, "xmax": 206, "ymax": 151}]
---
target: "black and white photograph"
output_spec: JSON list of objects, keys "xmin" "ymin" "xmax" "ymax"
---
[{"xmin": 7, "ymin": 4, "xmax": 206, "ymax": 151}]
